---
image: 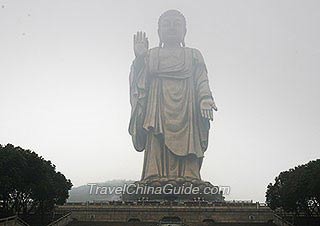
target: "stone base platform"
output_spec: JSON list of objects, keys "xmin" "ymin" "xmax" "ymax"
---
[{"xmin": 56, "ymin": 202, "xmax": 275, "ymax": 225}]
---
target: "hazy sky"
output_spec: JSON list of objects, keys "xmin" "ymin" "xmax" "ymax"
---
[{"xmin": 1, "ymin": 0, "xmax": 319, "ymax": 202}]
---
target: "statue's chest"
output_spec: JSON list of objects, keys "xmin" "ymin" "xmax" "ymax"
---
[
  {"xmin": 148, "ymin": 48, "xmax": 194, "ymax": 79},
  {"xmin": 158, "ymin": 49, "xmax": 185, "ymax": 69}
]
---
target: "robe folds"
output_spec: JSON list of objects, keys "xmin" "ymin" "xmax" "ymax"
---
[{"xmin": 129, "ymin": 47, "xmax": 214, "ymax": 180}]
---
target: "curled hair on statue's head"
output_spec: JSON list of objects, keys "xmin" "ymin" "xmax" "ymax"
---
[
  {"xmin": 158, "ymin": 9, "xmax": 187, "ymax": 29},
  {"xmin": 158, "ymin": 9, "xmax": 187, "ymax": 48}
]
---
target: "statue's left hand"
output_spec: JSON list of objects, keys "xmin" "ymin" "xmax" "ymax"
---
[{"xmin": 200, "ymin": 98, "xmax": 218, "ymax": 121}]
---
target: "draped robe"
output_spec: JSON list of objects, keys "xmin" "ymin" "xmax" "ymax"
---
[{"xmin": 129, "ymin": 47, "xmax": 214, "ymax": 180}]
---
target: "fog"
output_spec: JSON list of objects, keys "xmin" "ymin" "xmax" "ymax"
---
[{"xmin": 0, "ymin": 0, "xmax": 319, "ymax": 202}]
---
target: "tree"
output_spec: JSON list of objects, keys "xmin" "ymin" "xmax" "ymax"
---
[
  {"xmin": 266, "ymin": 159, "xmax": 320, "ymax": 216},
  {"xmin": 0, "ymin": 144, "xmax": 72, "ymax": 216}
]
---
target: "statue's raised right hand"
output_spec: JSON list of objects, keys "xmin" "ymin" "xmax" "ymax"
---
[{"xmin": 134, "ymin": 31, "xmax": 149, "ymax": 58}]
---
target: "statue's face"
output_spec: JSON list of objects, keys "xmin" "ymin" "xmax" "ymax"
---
[{"xmin": 158, "ymin": 14, "xmax": 186, "ymax": 45}]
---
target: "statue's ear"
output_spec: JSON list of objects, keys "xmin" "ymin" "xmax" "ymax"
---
[
  {"xmin": 183, "ymin": 28, "xmax": 187, "ymax": 38},
  {"xmin": 181, "ymin": 28, "xmax": 187, "ymax": 47},
  {"xmin": 158, "ymin": 28, "xmax": 163, "ymax": 47}
]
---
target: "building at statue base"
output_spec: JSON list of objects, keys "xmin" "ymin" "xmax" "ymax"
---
[{"xmin": 56, "ymin": 201, "xmax": 280, "ymax": 226}]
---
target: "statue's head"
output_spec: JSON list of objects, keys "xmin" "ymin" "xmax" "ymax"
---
[{"xmin": 158, "ymin": 9, "xmax": 187, "ymax": 47}]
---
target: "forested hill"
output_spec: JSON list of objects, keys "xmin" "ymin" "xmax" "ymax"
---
[{"xmin": 67, "ymin": 179, "xmax": 135, "ymax": 202}]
